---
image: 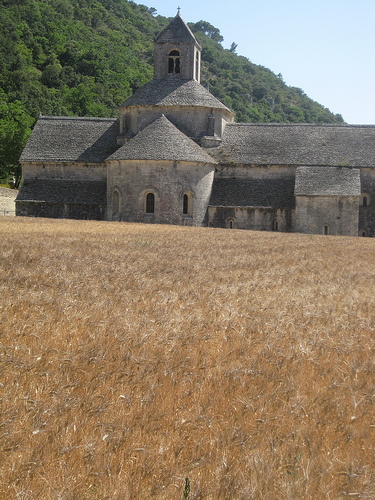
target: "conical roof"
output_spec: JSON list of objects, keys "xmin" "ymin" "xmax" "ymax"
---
[
  {"xmin": 120, "ymin": 79, "xmax": 232, "ymax": 112},
  {"xmin": 155, "ymin": 12, "xmax": 200, "ymax": 46},
  {"xmin": 108, "ymin": 115, "xmax": 217, "ymax": 164}
]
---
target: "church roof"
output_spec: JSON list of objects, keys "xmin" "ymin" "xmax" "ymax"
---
[
  {"xmin": 20, "ymin": 116, "xmax": 119, "ymax": 163},
  {"xmin": 209, "ymin": 177, "xmax": 295, "ymax": 209},
  {"xmin": 108, "ymin": 115, "xmax": 217, "ymax": 164},
  {"xmin": 218, "ymin": 123, "xmax": 375, "ymax": 167},
  {"xmin": 295, "ymin": 166, "xmax": 361, "ymax": 196},
  {"xmin": 154, "ymin": 12, "xmax": 200, "ymax": 46},
  {"xmin": 16, "ymin": 179, "xmax": 107, "ymax": 205},
  {"xmin": 120, "ymin": 78, "xmax": 232, "ymax": 112}
]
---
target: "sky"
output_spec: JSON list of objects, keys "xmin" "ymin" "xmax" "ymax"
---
[{"xmin": 145, "ymin": 0, "xmax": 375, "ymax": 124}]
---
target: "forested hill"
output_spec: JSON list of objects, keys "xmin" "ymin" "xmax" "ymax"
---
[{"xmin": 0, "ymin": 0, "xmax": 344, "ymax": 183}]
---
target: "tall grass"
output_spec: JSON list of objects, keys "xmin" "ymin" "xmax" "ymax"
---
[{"xmin": 1, "ymin": 217, "xmax": 375, "ymax": 499}]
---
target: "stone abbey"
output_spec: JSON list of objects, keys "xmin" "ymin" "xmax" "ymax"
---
[{"xmin": 17, "ymin": 12, "xmax": 375, "ymax": 236}]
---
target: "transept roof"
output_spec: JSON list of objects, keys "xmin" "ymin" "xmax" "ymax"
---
[{"xmin": 108, "ymin": 115, "xmax": 217, "ymax": 164}]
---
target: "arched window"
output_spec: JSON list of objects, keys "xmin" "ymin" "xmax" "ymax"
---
[
  {"xmin": 359, "ymin": 229, "xmax": 368, "ymax": 237},
  {"xmin": 226, "ymin": 218, "xmax": 234, "ymax": 229},
  {"xmin": 272, "ymin": 219, "xmax": 279, "ymax": 231},
  {"xmin": 168, "ymin": 50, "xmax": 180, "ymax": 74},
  {"xmin": 361, "ymin": 193, "xmax": 371, "ymax": 207},
  {"xmin": 146, "ymin": 192, "xmax": 155, "ymax": 214},
  {"xmin": 323, "ymin": 224, "xmax": 329, "ymax": 235},
  {"xmin": 113, "ymin": 189, "xmax": 120, "ymax": 215},
  {"xmin": 182, "ymin": 192, "xmax": 193, "ymax": 217}
]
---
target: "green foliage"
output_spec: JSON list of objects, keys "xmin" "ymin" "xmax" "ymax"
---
[
  {"xmin": 0, "ymin": 0, "xmax": 344, "ymax": 181},
  {"xmin": 0, "ymin": 89, "xmax": 33, "ymax": 185}
]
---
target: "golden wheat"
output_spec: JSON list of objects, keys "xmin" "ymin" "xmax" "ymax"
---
[{"xmin": 1, "ymin": 216, "xmax": 375, "ymax": 499}]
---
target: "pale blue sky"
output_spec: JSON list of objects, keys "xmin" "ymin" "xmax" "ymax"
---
[{"xmin": 145, "ymin": 0, "xmax": 375, "ymax": 124}]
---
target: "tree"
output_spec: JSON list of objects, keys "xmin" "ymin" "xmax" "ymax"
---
[
  {"xmin": 190, "ymin": 21, "xmax": 223, "ymax": 42},
  {"xmin": 0, "ymin": 89, "xmax": 34, "ymax": 186},
  {"xmin": 229, "ymin": 42, "xmax": 238, "ymax": 53}
]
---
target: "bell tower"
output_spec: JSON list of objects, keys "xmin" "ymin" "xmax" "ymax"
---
[{"xmin": 153, "ymin": 10, "xmax": 201, "ymax": 82}]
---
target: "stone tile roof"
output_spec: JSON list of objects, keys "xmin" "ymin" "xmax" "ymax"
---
[
  {"xmin": 295, "ymin": 166, "xmax": 361, "ymax": 196},
  {"xmin": 121, "ymin": 78, "xmax": 231, "ymax": 111},
  {"xmin": 108, "ymin": 115, "xmax": 217, "ymax": 164},
  {"xmin": 20, "ymin": 116, "xmax": 119, "ymax": 163},
  {"xmin": 16, "ymin": 179, "xmax": 107, "ymax": 205},
  {"xmin": 209, "ymin": 177, "xmax": 296, "ymax": 209},
  {"xmin": 154, "ymin": 13, "xmax": 200, "ymax": 46},
  {"xmin": 217, "ymin": 123, "xmax": 375, "ymax": 167}
]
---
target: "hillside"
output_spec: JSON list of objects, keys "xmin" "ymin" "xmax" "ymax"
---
[
  {"xmin": 1, "ymin": 217, "xmax": 375, "ymax": 498},
  {"xmin": 0, "ymin": 0, "xmax": 344, "ymax": 184}
]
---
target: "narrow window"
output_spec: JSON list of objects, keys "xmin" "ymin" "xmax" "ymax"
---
[
  {"xmin": 272, "ymin": 219, "xmax": 279, "ymax": 231},
  {"xmin": 123, "ymin": 114, "xmax": 130, "ymax": 134},
  {"xmin": 324, "ymin": 224, "xmax": 329, "ymax": 235},
  {"xmin": 183, "ymin": 194, "xmax": 189, "ymax": 215},
  {"xmin": 195, "ymin": 52, "xmax": 199, "ymax": 80},
  {"xmin": 363, "ymin": 196, "xmax": 367, "ymax": 207},
  {"xmin": 146, "ymin": 192, "xmax": 155, "ymax": 214},
  {"xmin": 359, "ymin": 229, "xmax": 367, "ymax": 237},
  {"xmin": 182, "ymin": 192, "xmax": 193, "ymax": 217},
  {"xmin": 113, "ymin": 189, "xmax": 120, "ymax": 215},
  {"xmin": 168, "ymin": 50, "xmax": 181, "ymax": 74},
  {"xmin": 226, "ymin": 218, "xmax": 234, "ymax": 229}
]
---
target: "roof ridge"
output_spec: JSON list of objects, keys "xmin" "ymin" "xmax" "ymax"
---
[
  {"xmin": 154, "ymin": 12, "xmax": 200, "ymax": 46},
  {"xmin": 227, "ymin": 122, "xmax": 375, "ymax": 128},
  {"xmin": 39, "ymin": 116, "xmax": 117, "ymax": 122}
]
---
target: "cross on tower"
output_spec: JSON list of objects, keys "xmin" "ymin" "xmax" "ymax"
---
[{"xmin": 177, "ymin": 6, "xmax": 181, "ymax": 14}]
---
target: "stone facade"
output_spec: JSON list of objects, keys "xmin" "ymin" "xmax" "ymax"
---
[{"xmin": 17, "ymin": 12, "xmax": 375, "ymax": 237}]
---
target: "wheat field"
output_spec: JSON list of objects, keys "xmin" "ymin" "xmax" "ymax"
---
[{"xmin": 1, "ymin": 216, "xmax": 375, "ymax": 499}]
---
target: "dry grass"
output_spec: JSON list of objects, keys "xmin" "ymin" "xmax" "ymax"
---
[{"xmin": 1, "ymin": 216, "xmax": 375, "ymax": 499}]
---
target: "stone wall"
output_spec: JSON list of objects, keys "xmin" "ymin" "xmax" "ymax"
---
[
  {"xmin": 208, "ymin": 206, "xmax": 294, "ymax": 231},
  {"xmin": 16, "ymin": 201, "xmax": 105, "ymax": 220},
  {"xmin": 154, "ymin": 42, "xmax": 199, "ymax": 81},
  {"xmin": 295, "ymin": 196, "xmax": 359, "ymax": 236},
  {"xmin": 119, "ymin": 105, "xmax": 233, "ymax": 140},
  {"xmin": 359, "ymin": 169, "xmax": 375, "ymax": 236},
  {"xmin": 106, "ymin": 159, "xmax": 215, "ymax": 226}
]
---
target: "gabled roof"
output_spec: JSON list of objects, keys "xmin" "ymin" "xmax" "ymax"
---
[
  {"xmin": 209, "ymin": 177, "xmax": 295, "ymax": 209},
  {"xmin": 295, "ymin": 166, "xmax": 361, "ymax": 196},
  {"xmin": 20, "ymin": 116, "xmax": 119, "ymax": 163},
  {"xmin": 16, "ymin": 179, "xmax": 107, "ymax": 205},
  {"xmin": 120, "ymin": 78, "xmax": 232, "ymax": 112},
  {"xmin": 108, "ymin": 115, "xmax": 217, "ymax": 164},
  {"xmin": 217, "ymin": 123, "xmax": 375, "ymax": 167},
  {"xmin": 154, "ymin": 12, "xmax": 200, "ymax": 46}
]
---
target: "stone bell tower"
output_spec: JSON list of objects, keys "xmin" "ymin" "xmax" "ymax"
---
[{"xmin": 153, "ymin": 10, "xmax": 201, "ymax": 82}]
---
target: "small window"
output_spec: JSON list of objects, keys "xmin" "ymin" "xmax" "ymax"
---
[
  {"xmin": 183, "ymin": 194, "xmax": 189, "ymax": 215},
  {"xmin": 113, "ymin": 189, "xmax": 120, "ymax": 215},
  {"xmin": 168, "ymin": 50, "xmax": 180, "ymax": 74},
  {"xmin": 146, "ymin": 192, "xmax": 155, "ymax": 214},
  {"xmin": 361, "ymin": 193, "xmax": 371, "ymax": 207},
  {"xmin": 359, "ymin": 229, "xmax": 368, "ymax": 237},
  {"xmin": 226, "ymin": 218, "xmax": 234, "ymax": 229},
  {"xmin": 323, "ymin": 224, "xmax": 329, "ymax": 235},
  {"xmin": 183, "ymin": 192, "xmax": 193, "ymax": 217},
  {"xmin": 123, "ymin": 114, "xmax": 130, "ymax": 134},
  {"xmin": 195, "ymin": 52, "xmax": 199, "ymax": 80},
  {"xmin": 272, "ymin": 219, "xmax": 279, "ymax": 231}
]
